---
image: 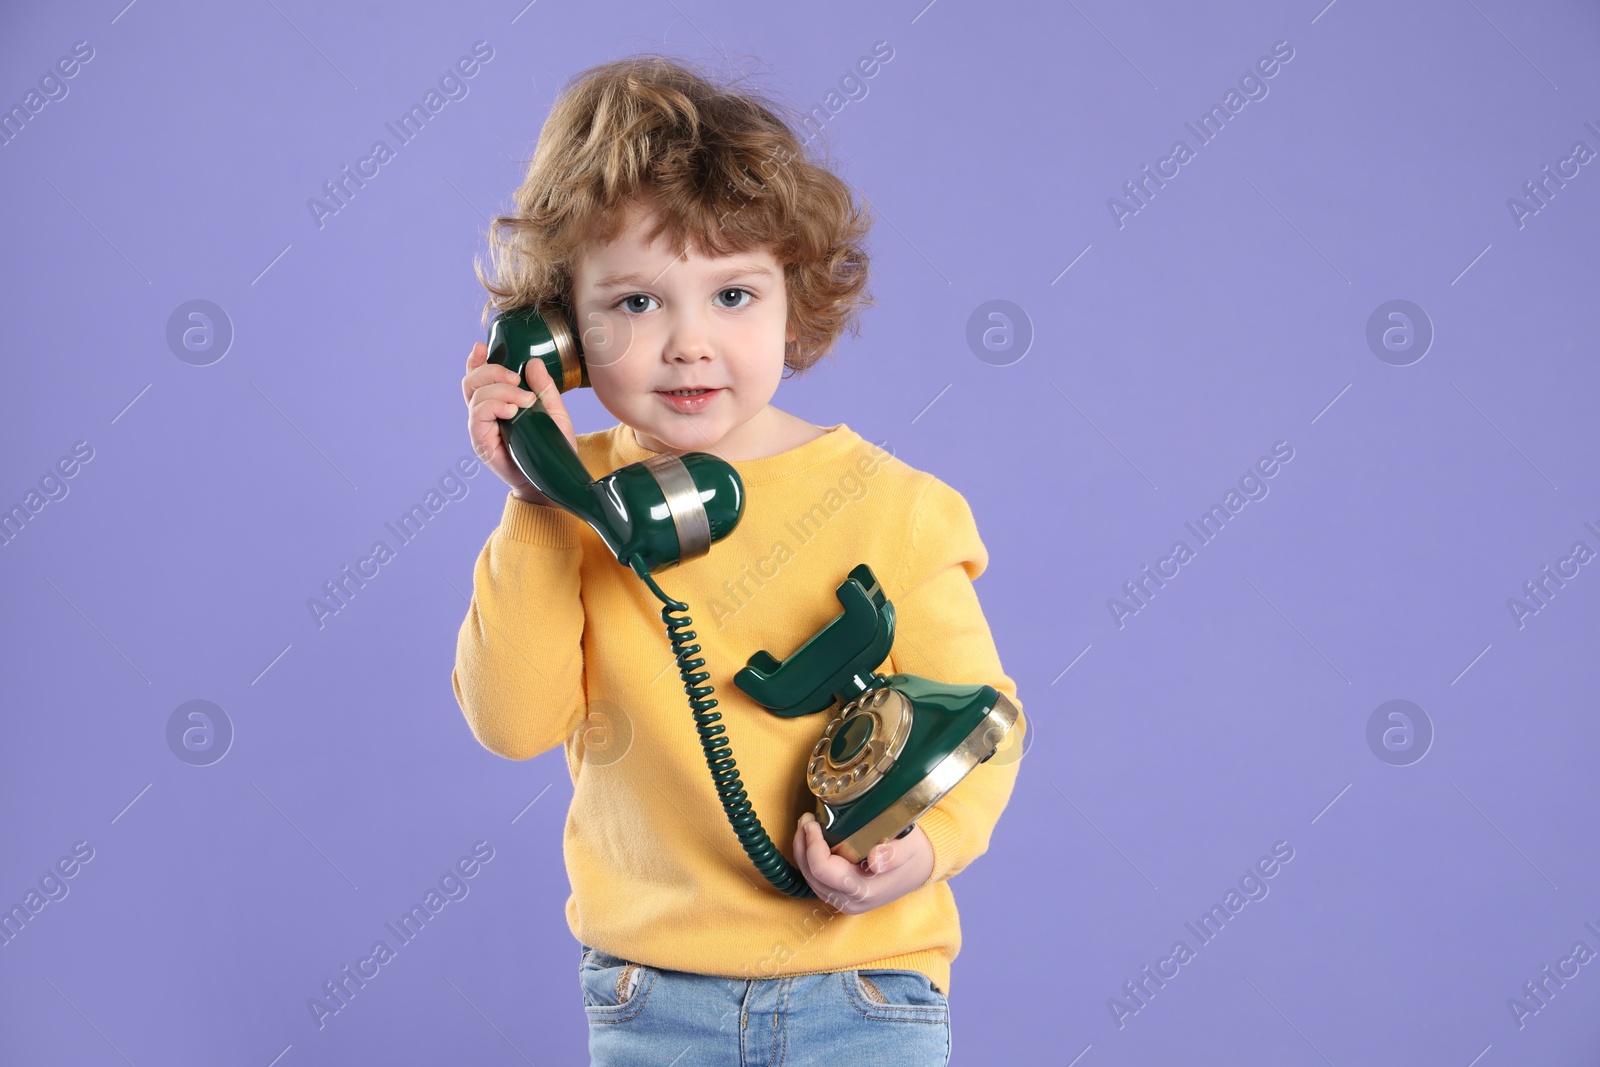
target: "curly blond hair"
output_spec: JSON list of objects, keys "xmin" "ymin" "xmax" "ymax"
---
[{"xmin": 476, "ymin": 53, "xmax": 874, "ymax": 375}]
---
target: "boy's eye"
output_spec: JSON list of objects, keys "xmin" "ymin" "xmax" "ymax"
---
[{"xmin": 616, "ymin": 289, "xmax": 753, "ymax": 313}]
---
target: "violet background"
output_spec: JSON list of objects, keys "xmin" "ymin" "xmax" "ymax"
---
[{"xmin": 3, "ymin": 0, "xmax": 1599, "ymax": 1063}]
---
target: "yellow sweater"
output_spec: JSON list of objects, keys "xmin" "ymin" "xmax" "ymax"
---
[{"xmin": 452, "ymin": 421, "xmax": 1025, "ymax": 996}]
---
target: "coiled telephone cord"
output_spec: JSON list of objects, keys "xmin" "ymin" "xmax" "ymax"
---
[{"xmin": 636, "ymin": 568, "xmax": 815, "ymax": 899}]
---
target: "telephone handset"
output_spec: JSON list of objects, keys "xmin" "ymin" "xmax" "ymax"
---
[
  {"xmin": 486, "ymin": 305, "xmax": 1020, "ymax": 900},
  {"xmin": 485, "ymin": 304, "xmax": 742, "ymax": 579}
]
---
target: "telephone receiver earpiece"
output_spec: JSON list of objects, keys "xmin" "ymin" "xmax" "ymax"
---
[
  {"xmin": 486, "ymin": 301, "xmax": 590, "ymax": 392},
  {"xmin": 485, "ymin": 305, "xmax": 744, "ymax": 576}
]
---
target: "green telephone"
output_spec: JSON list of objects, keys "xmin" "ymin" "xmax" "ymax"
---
[{"xmin": 486, "ymin": 304, "xmax": 1019, "ymax": 899}]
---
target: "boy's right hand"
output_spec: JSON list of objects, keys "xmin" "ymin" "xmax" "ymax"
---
[{"xmin": 463, "ymin": 341, "xmax": 579, "ymax": 508}]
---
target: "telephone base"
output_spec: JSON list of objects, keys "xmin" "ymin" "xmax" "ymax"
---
[{"xmin": 817, "ymin": 690, "xmax": 1020, "ymax": 865}]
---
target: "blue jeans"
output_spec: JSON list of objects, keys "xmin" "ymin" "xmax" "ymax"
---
[{"xmin": 579, "ymin": 942, "xmax": 952, "ymax": 1066}]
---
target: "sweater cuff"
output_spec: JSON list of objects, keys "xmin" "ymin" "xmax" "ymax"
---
[
  {"xmin": 917, "ymin": 803, "xmax": 964, "ymax": 889},
  {"xmin": 499, "ymin": 491, "xmax": 584, "ymax": 547}
]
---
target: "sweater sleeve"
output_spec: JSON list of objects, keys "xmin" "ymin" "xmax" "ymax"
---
[
  {"xmin": 452, "ymin": 491, "xmax": 590, "ymax": 761},
  {"xmin": 890, "ymin": 474, "xmax": 1027, "ymax": 890}
]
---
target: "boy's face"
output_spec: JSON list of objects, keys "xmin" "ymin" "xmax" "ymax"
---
[{"xmin": 569, "ymin": 198, "xmax": 798, "ymax": 461}]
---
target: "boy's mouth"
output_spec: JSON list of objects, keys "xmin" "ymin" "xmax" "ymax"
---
[{"xmin": 656, "ymin": 387, "xmax": 722, "ymax": 413}]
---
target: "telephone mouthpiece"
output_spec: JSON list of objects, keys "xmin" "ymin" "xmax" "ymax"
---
[{"xmin": 612, "ymin": 451, "xmax": 743, "ymax": 573}]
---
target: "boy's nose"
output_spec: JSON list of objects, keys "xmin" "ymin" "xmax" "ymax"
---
[{"xmin": 663, "ymin": 310, "xmax": 717, "ymax": 364}]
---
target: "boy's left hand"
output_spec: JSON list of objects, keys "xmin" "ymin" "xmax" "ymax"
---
[{"xmin": 791, "ymin": 811, "xmax": 934, "ymax": 914}]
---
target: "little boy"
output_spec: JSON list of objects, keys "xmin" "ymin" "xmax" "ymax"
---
[{"xmin": 453, "ymin": 54, "xmax": 1024, "ymax": 1065}]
